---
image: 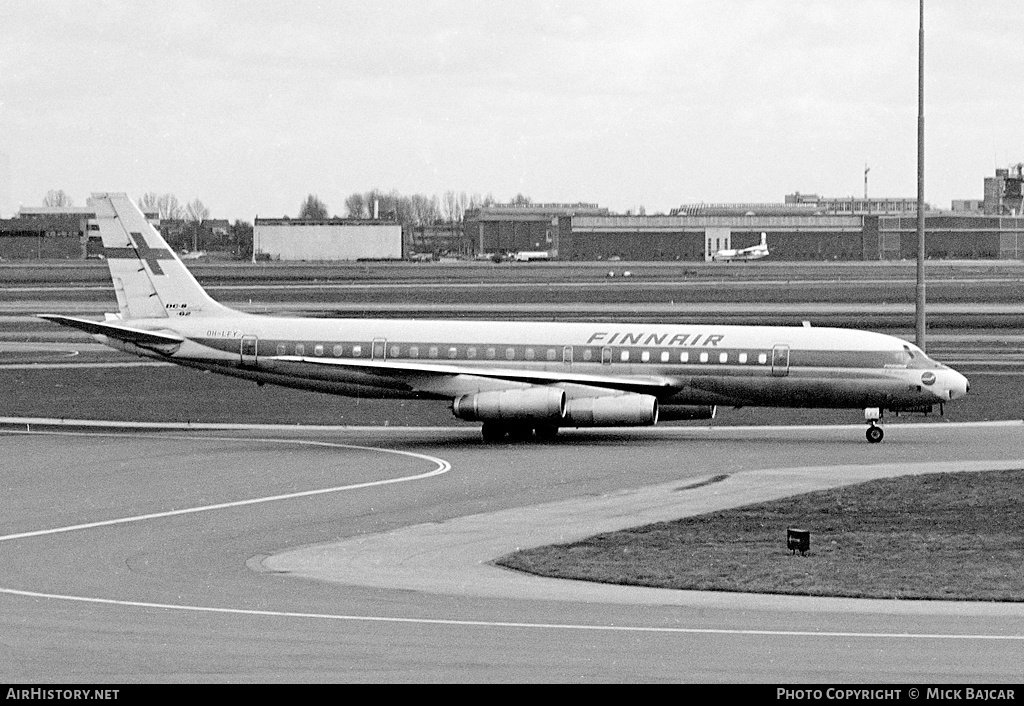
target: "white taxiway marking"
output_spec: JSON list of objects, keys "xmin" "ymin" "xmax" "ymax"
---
[
  {"xmin": 0, "ymin": 431, "xmax": 451, "ymax": 543},
  {"xmin": 0, "ymin": 585, "xmax": 1021, "ymax": 641}
]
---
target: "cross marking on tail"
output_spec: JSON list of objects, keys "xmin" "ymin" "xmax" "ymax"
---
[{"xmin": 130, "ymin": 231, "xmax": 173, "ymax": 275}]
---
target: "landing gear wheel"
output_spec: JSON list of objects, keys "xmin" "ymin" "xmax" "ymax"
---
[
  {"xmin": 534, "ymin": 425, "xmax": 559, "ymax": 441},
  {"xmin": 481, "ymin": 423, "xmax": 507, "ymax": 443},
  {"xmin": 506, "ymin": 425, "xmax": 535, "ymax": 442},
  {"xmin": 866, "ymin": 424, "xmax": 884, "ymax": 444}
]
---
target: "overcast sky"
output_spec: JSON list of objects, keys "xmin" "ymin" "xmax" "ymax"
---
[{"xmin": 1, "ymin": 1, "xmax": 1019, "ymax": 220}]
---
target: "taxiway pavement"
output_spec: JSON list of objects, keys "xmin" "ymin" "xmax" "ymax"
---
[{"xmin": 1, "ymin": 422, "xmax": 1022, "ymax": 683}]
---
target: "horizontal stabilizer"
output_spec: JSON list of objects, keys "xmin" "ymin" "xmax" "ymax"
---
[{"xmin": 38, "ymin": 314, "xmax": 184, "ymax": 346}]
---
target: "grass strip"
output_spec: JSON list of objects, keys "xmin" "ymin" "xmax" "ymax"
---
[{"xmin": 496, "ymin": 469, "xmax": 1024, "ymax": 601}]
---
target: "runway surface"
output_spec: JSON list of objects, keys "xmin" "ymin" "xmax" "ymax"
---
[{"xmin": 2, "ymin": 421, "xmax": 1023, "ymax": 683}]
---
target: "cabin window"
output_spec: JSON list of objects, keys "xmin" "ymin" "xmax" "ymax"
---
[
  {"xmin": 506, "ymin": 347, "xmax": 515, "ymax": 360},
  {"xmin": 601, "ymin": 347, "xmax": 612, "ymax": 364},
  {"xmin": 739, "ymin": 352, "xmax": 748, "ymax": 363},
  {"xmin": 546, "ymin": 348, "xmax": 557, "ymax": 361},
  {"xmin": 660, "ymin": 351, "xmax": 669, "ymax": 362},
  {"xmin": 448, "ymin": 347, "xmax": 458, "ymax": 359},
  {"xmin": 333, "ymin": 344, "xmax": 344, "ymax": 357},
  {"xmin": 486, "ymin": 347, "xmax": 496, "ymax": 359},
  {"xmin": 582, "ymin": 348, "xmax": 594, "ymax": 361},
  {"xmin": 410, "ymin": 346, "xmax": 419, "ymax": 358},
  {"xmin": 352, "ymin": 345, "xmax": 362, "ymax": 357},
  {"xmin": 428, "ymin": 346, "xmax": 439, "ymax": 358},
  {"xmin": 758, "ymin": 353, "xmax": 768, "ymax": 364},
  {"xmin": 641, "ymin": 351, "xmax": 650, "ymax": 362},
  {"xmin": 295, "ymin": 344, "xmax": 305, "ymax": 356},
  {"xmin": 719, "ymin": 352, "xmax": 728, "ymax": 363},
  {"xmin": 620, "ymin": 350, "xmax": 630, "ymax": 362},
  {"xmin": 314, "ymin": 344, "xmax": 324, "ymax": 356},
  {"xmin": 524, "ymin": 348, "xmax": 535, "ymax": 360},
  {"xmin": 277, "ymin": 344, "xmax": 287, "ymax": 356},
  {"xmin": 467, "ymin": 347, "xmax": 477, "ymax": 359},
  {"xmin": 389, "ymin": 345, "xmax": 400, "ymax": 357},
  {"xmin": 699, "ymin": 352, "xmax": 709, "ymax": 363},
  {"xmin": 679, "ymin": 352, "xmax": 689, "ymax": 363}
]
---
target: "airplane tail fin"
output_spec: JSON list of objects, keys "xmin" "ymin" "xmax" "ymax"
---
[{"xmin": 89, "ymin": 192, "xmax": 233, "ymax": 320}]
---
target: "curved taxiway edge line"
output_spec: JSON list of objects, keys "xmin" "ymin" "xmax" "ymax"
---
[
  {"xmin": 0, "ymin": 432, "xmax": 450, "ymax": 543},
  {"xmin": 265, "ymin": 458, "xmax": 1024, "ymax": 616}
]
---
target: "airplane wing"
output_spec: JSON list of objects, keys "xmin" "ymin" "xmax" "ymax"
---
[
  {"xmin": 38, "ymin": 314, "xmax": 185, "ymax": 347},
  {"xmin": 272, "ymin": 355, "xmax": 679, "ymax": 396}
]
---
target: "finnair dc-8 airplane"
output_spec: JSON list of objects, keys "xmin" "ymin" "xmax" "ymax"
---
[{"xmin": 41, "ymin": 193, "xmax": 969, "ymax": 443}]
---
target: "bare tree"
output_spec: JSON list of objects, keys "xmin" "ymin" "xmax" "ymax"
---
[
  {"xmin": 156, "ymin": 194, "xmax": 184, "ymax": 221},
  {"xmin": 441, "ymin": 191, "xmax": 469, "ymax": 223},
  {"xmin": 409, "ymin": 193, "xmax": 440, "ymax": 225},
  {"xmin": 184, "ymin": 198, "xmax": 210, "ymax": 252},
  {"xmin": 299, "ymin": 194, "xmax": 329, "ymax": 219},
  {"xmin": 441, "ymin": 191, "xmax": 460, "ymax": 223},
  {"xmin": 229, "ymin": 219, "xmax": 253, "ymax": 259},
  {"xmin": 138, "ymin": 192, "xmax": 159, "ymax": 213},
  {"xmin": 185, "ymin": 198, "xmax": 209, "ymax": 223},
  {"xmin": 386, "ymin": 189, "xmax": 413, "ymax": 223},
  {"xmin": 43, "ymin": 189, "xmax": 73, "ymax": 207},
  {"xmin": 364, "ymin": 189, "xmax": 387, "ymax": 219},
  {"xmin": 344, "ymin": 192, "xmax": 367, "ymax": 218}
]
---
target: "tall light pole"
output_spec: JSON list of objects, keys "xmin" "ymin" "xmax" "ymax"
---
[{"xmin": 915, "ymin": 0, "xmax": 927, "ymax": 350}]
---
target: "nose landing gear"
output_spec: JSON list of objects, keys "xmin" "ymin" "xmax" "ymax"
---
[{"xmin": 864, "ymin": 407, "xmax": 884, "ymax": 443}]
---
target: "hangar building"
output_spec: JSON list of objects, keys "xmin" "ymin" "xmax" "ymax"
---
[
  {"xmin": 253, "ymin": 218, "xmax": 405, "ymax": 261},
  {"xmin": 555, "ymin": 213, "xmax": 1024, "ymax": 261},
  {"xmin": 464, "ymin": 204, "xmax": 609, "ymax": 256}
]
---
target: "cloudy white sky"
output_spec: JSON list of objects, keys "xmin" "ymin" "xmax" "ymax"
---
[{"xmin": 1, "ymin": 1, "xmax": 1019, "ymax": 220}]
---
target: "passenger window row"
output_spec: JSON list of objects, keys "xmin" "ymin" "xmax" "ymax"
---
[{"xmin": 273, "ymin": 342, "xmax": 772, "ymax": 366}]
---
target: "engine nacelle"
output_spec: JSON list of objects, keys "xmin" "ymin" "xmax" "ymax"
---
[
  {"xmin": 563, "ymin": 394, "xmax": 659, "ymax": 427},
  {"xmin": 452, "ymin": 388, "xmax": 566, "ymax": 422},
  {"xmin": 658, "ymin": 404, "xmax": 717, "ymax": 421}
]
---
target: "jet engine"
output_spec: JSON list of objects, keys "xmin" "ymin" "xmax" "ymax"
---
[
  {"xmin": 563, "ymin": 394, "xmax": 659, "ymax": 427},
  {"xmin": 452, "ymin": 388, "xmax": 566, "ymax": 422},
  {"xmin": 658, "ymin": 404, "xmax": 717, "ymax": 421}
]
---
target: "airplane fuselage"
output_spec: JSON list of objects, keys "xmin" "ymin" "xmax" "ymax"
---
[{"xmin": 104, "ymin": 313, "xmax": 966, "ymax": 413}]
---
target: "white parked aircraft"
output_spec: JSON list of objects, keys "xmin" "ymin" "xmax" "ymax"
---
[
  {"xmin": 41, "ymin": 194, "xmax": 969, "ymax": 443},
  {"xmin": 713, "ymin": 232, "xmax": 769, "ymax": 262}
]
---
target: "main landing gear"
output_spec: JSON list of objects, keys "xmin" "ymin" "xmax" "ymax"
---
[
  {"xmin": 864, "ymin": 407, "xmax": 883, "ymax": 444},
  {"xmin": 481, "ymin": 422, "xmax": 559, "ymax": 442}
]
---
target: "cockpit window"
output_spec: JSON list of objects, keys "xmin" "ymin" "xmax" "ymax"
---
[{"xmin": 901, "ymin": 343, "xmax": 941, "ymax": 368}]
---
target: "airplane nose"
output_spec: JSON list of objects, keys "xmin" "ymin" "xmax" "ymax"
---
[{"xmin": 947, "ymin": 371, "xmax": 970, "ymax": 400}]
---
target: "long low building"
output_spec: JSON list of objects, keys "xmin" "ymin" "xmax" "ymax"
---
[
  {"xmin": 546, "ymin": 213, "xmax": 1024, "ymax": 261},
  {"xmin": 253, "ymin": 218, "xmax": 405, "ymax": 261}
]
